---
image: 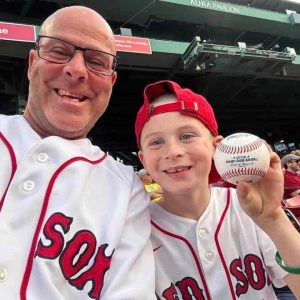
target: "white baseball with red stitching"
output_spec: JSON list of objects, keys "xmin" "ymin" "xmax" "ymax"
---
[{"xmin": 214, "ymin": 132, "xmax": 270, "ymax": 185}]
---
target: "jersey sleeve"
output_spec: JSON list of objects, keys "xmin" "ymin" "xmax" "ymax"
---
[{"xmin": 100, "ymin": 172, "xmax": 156, "ymax": 299}]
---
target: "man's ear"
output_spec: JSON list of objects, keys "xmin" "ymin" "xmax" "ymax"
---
[
  {"xmin": 111, "ymin": 71, "xmax": 117, "ymax": 86},
  {"xmin": 27, "ymin": 49, "xmax": 37, "ymax": 81}
]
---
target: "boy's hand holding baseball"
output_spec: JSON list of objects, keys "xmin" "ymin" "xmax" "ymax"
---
[{"xmin": 236, "ymin": 150, "xmax": 285, "ymax": 230}]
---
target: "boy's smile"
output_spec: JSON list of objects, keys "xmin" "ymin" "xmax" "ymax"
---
[{"xmin": 163, "ymin": 165, "xmax": 192, "ymax": 174}]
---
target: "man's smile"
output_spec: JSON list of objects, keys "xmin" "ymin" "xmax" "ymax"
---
[{"xmin": 55, "ymin": 89, "xmax": 88, "ymax": 102}]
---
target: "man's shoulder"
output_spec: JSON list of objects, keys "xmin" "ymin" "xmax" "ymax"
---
[
  {"xmin": 0, "ymin": 114, "xmax": 25, "ymax": 131},
  {"xmin": 0, "ymin": 114, "xmax": 19, "ymax": 121},
  {"xmin": 102, "ymin": 154, "xmax": 137, "ymax": 181}
]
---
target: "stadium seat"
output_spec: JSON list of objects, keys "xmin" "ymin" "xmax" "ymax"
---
[{"xmin": 281, "ymin": 196, "xmax": 300, "ymax": 231}]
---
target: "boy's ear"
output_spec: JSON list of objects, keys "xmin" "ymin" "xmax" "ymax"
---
[
  {"xmin": 213, "ymin": 135, "xmax": 223, "ymax": 148},
  {"xmin": 138, "ymin": 150, "xmax": 145, "ymax": 166}
]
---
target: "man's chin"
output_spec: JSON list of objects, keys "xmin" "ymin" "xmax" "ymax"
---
[{"xmin": 52, "ymin": 121, "xmax": 89, "ymax": 139}]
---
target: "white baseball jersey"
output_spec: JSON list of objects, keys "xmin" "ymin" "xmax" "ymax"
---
[
  {"xmin": 0, "ymin": 114, "xmax": 155, "ymax": 300},
  {"xmin": 151, "ymin": 187, "xmax": 288, "ymax": 300}
]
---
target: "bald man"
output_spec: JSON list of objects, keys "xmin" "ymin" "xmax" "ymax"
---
[{"xmin": 0, "ymin": 6, "xmax": 155, "ymax": 299}]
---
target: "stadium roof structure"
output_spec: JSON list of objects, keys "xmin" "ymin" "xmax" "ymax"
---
[{"xmin": 1, "ymin": 0, "xmax": 300, "ymax": 165}]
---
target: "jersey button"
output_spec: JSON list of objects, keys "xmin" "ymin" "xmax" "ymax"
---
[
  {"xmin": 198, "ymin": 228, "xmax": 207, "ymax": 239},
  {"xmin": 0, "ymin": 268, "xmax": 7, "ymax": 282},
  {"xmin": 37, "ymin": 153, "xmax": 48, "ymax": 163},
  {"xmin": 205, "ymin": 251, "xmax": 214, "ymax": 261},
  {"xmin": 23, "ymin": 180, "xmax": 35, "ymax": 191}
]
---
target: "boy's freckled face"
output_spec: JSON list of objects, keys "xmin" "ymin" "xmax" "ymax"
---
[{"xmin": 138, "ymin": 111, "xmax": 216, "ymax": 195}]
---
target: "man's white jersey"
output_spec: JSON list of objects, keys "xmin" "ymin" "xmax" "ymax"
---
[{"xmin": 0, "ymin": 114, "xmax": 155, "ymax": 300}]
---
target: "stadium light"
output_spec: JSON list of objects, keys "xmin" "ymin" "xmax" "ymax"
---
[
  {"xmin": 282, "ymin": 0, "xmax": 300, "ymax": 4},
  {"xmin": 286, "ymin": 9, "xmax": 297, "ymax": 15},
  {"xmin": 237, "ymin": 42, "xmax": 247, "ymax": 49}
]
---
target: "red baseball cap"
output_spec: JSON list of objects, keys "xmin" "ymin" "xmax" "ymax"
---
[{"xmin": 135, "ymin": 80, "xmax": 221, "ymax": 184}]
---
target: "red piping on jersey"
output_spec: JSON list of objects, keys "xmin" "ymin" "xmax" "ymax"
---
[
  {"xmin": 151, "ymin": 220, "xmax": 212, "ymax": 300},
  {"xmin": 214, "ymin": 188, "xmax": 237, "ymax": 300},
  {"xmin": 0, "ymin": 132, "xmax": 17, "ymax": 212},
  {"xmin": 20, "ymin": 153, "xmax": 108, "ymax": 300}
]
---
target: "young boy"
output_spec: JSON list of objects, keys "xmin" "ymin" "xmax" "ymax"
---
[{"xmin": 135, "ymin": 80, "xmax": 300, "ymax": 299}]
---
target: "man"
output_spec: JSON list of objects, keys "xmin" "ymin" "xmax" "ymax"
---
[
  {"xmin": 0, "ymin": 6, "xmax": 155, "ymax": 300},
  {"xmin": 281, "ymin": 154, "xmax": 300, "ymax": 199}
]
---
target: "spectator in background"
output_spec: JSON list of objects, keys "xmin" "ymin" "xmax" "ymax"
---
[
  {"xmin": 138, "ymin": 169, "xmax": 163, "ymax": 202},
  {"xmin": 281, "ymin": 154, "xmax": 300, "ymax": 199},
  {"xmin": 291, "ymin": 149, "xmax": 300, "ymax": 156}
]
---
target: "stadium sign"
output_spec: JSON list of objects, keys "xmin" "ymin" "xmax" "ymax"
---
[
  {"xmin": 190, "ymin": 0, "xmax": 241, "ymax": 14},
  {"xmin": 0, "ymin": 22, "xmax": 36, "ymax": 42},
  {"xmin": 115, "ymin": 35, "xmax": 152, "ymax": 54}
]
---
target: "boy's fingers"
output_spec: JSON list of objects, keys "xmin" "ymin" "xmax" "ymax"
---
[{"xmin": 236, "ymin": 182, "xmax": 252, "ymax": 206}]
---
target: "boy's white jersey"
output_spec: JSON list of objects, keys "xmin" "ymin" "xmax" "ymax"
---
[
  {"xmin": 0, "ymin": 114, "xmax": 155, "ymax": 300},
  {"xmin": 150, "ymin": 187, "xmax": 287, "ymax": 300}
]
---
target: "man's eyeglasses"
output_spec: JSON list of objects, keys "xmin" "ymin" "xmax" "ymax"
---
[{"xmin": 35, "ymin": 35, "xmax": 117, "ymax": 76}]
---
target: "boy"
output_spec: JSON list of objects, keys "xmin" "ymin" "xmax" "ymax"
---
[{"xmin": 135, "ymin": 80, "xmax": 300, "ymax": 299}]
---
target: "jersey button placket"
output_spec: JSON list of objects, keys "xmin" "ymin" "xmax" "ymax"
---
[
  {"xmin": 204, "ymin": 251, "xmax": 214, "ymax": 261},
  {"xmin": 198, "ymin": 228, "xmax": 208, "ymax": 239},
  {"xmin": 0, "ymin": 268, "xmax": 7, "ymax": 282},
  {"xmin": 22, "ymin": 180, "xmax": 35, "ymax": 191},
  {"xmin": 37, "ymin": 152, "xmax": 49, "ymax": 163}
]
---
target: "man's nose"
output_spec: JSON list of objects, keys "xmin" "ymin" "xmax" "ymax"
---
[{"xmin": 63, "ymin": 51, "xmax": 88, "ymax": 80}]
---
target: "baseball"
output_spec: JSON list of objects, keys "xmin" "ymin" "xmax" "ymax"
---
[{"xmin": 213, "ymin": 132, "xmax": 270, "ymax": 185}]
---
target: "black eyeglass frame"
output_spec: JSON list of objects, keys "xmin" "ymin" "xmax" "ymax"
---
[{"xmin": 35, "ymin": 35, "xmax": 118, "ymax": 76}]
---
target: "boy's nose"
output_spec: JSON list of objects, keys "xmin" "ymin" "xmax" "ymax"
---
[{"xmin": 165, "ymin": 141, "xmax": 184, "ymax": 159}]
